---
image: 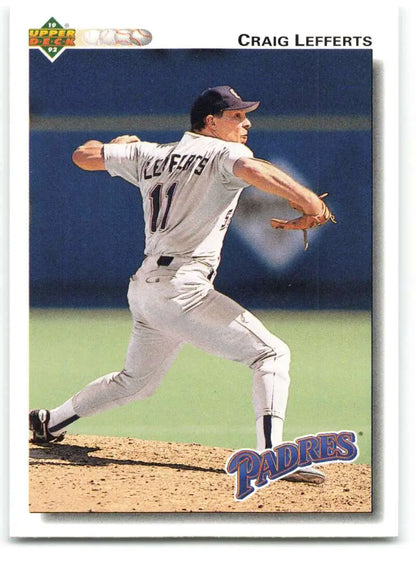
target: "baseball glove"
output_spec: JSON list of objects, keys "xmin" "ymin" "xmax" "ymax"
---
[{"xmin": 270, "ymin": 193, "xmax": 336, "ymax": 250}]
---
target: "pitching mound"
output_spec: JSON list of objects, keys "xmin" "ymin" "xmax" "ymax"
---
[{"xmin": 29, "ymin": 434, "xmax": 371, "ymax": 513}]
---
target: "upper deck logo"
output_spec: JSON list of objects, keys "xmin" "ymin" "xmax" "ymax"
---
[{"xmin": 29, "ymin": 17, "xmax": 75, "ymax": 61}]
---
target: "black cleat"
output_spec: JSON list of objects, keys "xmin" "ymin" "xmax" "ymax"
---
[{"xmin": 29, "ymin": 409, "xmax": 66, "ymax": 444}]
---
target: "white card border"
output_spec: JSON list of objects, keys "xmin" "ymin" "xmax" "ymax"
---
[{"xmin": 5, "ymin": 0, "xmax": 403, "ymax": 540}]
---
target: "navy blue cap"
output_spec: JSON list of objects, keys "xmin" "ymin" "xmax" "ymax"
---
[{"xmin": 190, "ymin": 85, "xmax": 260, "ymax": 126}]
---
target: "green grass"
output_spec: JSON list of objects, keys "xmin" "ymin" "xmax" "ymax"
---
[{"xmin": 29, "ymin": 309, "xmax": 371, "ymax": 463}]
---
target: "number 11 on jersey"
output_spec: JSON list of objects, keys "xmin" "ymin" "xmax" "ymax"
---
[{"xmin": 149, "ymin": 182, "xmax": 177, "ymax": 233}]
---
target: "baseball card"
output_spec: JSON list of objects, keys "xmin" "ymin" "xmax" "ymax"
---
[{"xmin": 6, "ymin": 0, "xmax": 405, "ymax": 543}]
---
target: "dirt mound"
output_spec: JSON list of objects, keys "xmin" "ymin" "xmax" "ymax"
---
[{"xmin": 29, "ymin": 434, "xmax": 371, "ymax": 513}]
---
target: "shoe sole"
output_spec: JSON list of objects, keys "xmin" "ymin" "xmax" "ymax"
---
[
  {"xmin": 30, "ymin": 432, "xmax": 66, "ymax": 445},
  {"xmin": 282, "ymin": 470, "xmax": 325, "ymax": 484}
]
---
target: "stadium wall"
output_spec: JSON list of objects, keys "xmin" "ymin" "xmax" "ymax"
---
[{"xmin": 29, "ymin": 49, "xmax": 372, "ymax": 309}]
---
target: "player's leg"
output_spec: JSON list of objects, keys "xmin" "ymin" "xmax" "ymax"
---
[
  {"xmin": 31, "ymin": 319, "xmax": 182, "ymax": 442},
  {"xmin": 154, "ymin": 281, "xmax": 324, "ymax": 483},
  {"xmin": 185, "ymin": 292, "xmax": 291, "ymax": 452},
  {"xmin": 141, "ymin": 276, "xmax": 290, "ymax": 452},
  {"xmin": 72, "ymin": 321, "xmax": 182, "ymax": 418}
]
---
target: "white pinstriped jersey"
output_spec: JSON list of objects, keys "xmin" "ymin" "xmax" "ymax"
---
[{"xmin": 103, "ymin": 131, "xmax": 253, "ymax": 269}]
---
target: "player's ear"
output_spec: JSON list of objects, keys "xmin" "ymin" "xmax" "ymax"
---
[{"xmin": 205, "ymin": 114, "xmax": 215, "ymax": 128}]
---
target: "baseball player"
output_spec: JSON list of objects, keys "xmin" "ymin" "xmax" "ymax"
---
[{"xmin": 30, "ymin": 86, "xmax": 335, "ymax": 483}]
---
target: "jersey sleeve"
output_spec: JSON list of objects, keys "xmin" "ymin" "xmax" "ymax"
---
[
  {"xmin": 103, "ymin": 141, "xmax": 156, "ymax": 187},
  {"xmin": 217, "ymin": 143, "xmax": 254, "ymax": 187}
]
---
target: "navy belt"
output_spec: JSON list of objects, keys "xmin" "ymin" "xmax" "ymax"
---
[
  {"xmin": 157, "ymin": 256, "xmax": 174, "ymax": 266},
  {"xmin": 155, "ymin": 255, "xmax": 215, "ymax": 280}
]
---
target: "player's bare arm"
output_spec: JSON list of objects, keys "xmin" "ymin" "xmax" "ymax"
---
[
  {"xmin": 72, "ymin": 140, "xmax": 105, "ymax": 171},
  {"xmin": 72, "ymin": 135, "xmax": 140, "ymax": 171},
  {"xmin": 233, "ymin": 156, "xmax": 323, "ymax": 215}
]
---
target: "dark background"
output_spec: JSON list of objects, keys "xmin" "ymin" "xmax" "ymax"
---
[{"xmin": 29, "ymin": 48, "xmax": 372, "ymax": 310}]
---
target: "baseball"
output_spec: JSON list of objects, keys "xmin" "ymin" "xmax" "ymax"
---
[
  {"xmin": 99, "ymin": 29, "xmax": 117, "ymax": 46},
  {"xmin": 83, "ymin": 29, "xmax": 101, "ymax": 46},
  {"xmin": 115, "ymin": 29, "xmax": 132, "ymax": 46},
  {"xmin": 130, "ymin": 29, "xmax": 152, "ymax": 46}
]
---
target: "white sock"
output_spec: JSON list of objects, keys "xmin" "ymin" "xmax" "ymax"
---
[
  {"xmin": 48, "ymin": 398, "xmax": 79, "ymax": 435},
  {"xmin": 256, "ymin": 415, "xmax": 284, "ymax": 452}
]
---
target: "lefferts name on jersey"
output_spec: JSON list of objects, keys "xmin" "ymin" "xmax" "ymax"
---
[{"xmin": 143, "ymin": 153, "xmax": 209, "ymax": 180}]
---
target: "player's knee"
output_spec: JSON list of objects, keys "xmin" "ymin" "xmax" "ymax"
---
[
  {"xmin": 114, "ymin": 369, "xmax": 160, "ymax": 400},
  {"xmin": 277, "ymin": 338, "xmax": 291, "ymax": 361},
  {"xmin": 270, "ymin": 337, "xmax": 291, "ymax": 367},
  {"xmin": 250, "ymin": 336, "xmax": 291, "ymax": 369}
]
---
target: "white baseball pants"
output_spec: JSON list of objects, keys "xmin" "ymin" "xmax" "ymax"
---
[{"xmin": 70, "ymin": 256, "xmax": 291, "ymax": 446}]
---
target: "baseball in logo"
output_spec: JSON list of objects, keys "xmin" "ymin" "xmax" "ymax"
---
[
  {"xmin": 29, "ymin": 18, "xmax": 152, "ymax": 61},
  {"xmin": 81, "ymin": 28, "xmax": 152, "ymax": 47}
]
